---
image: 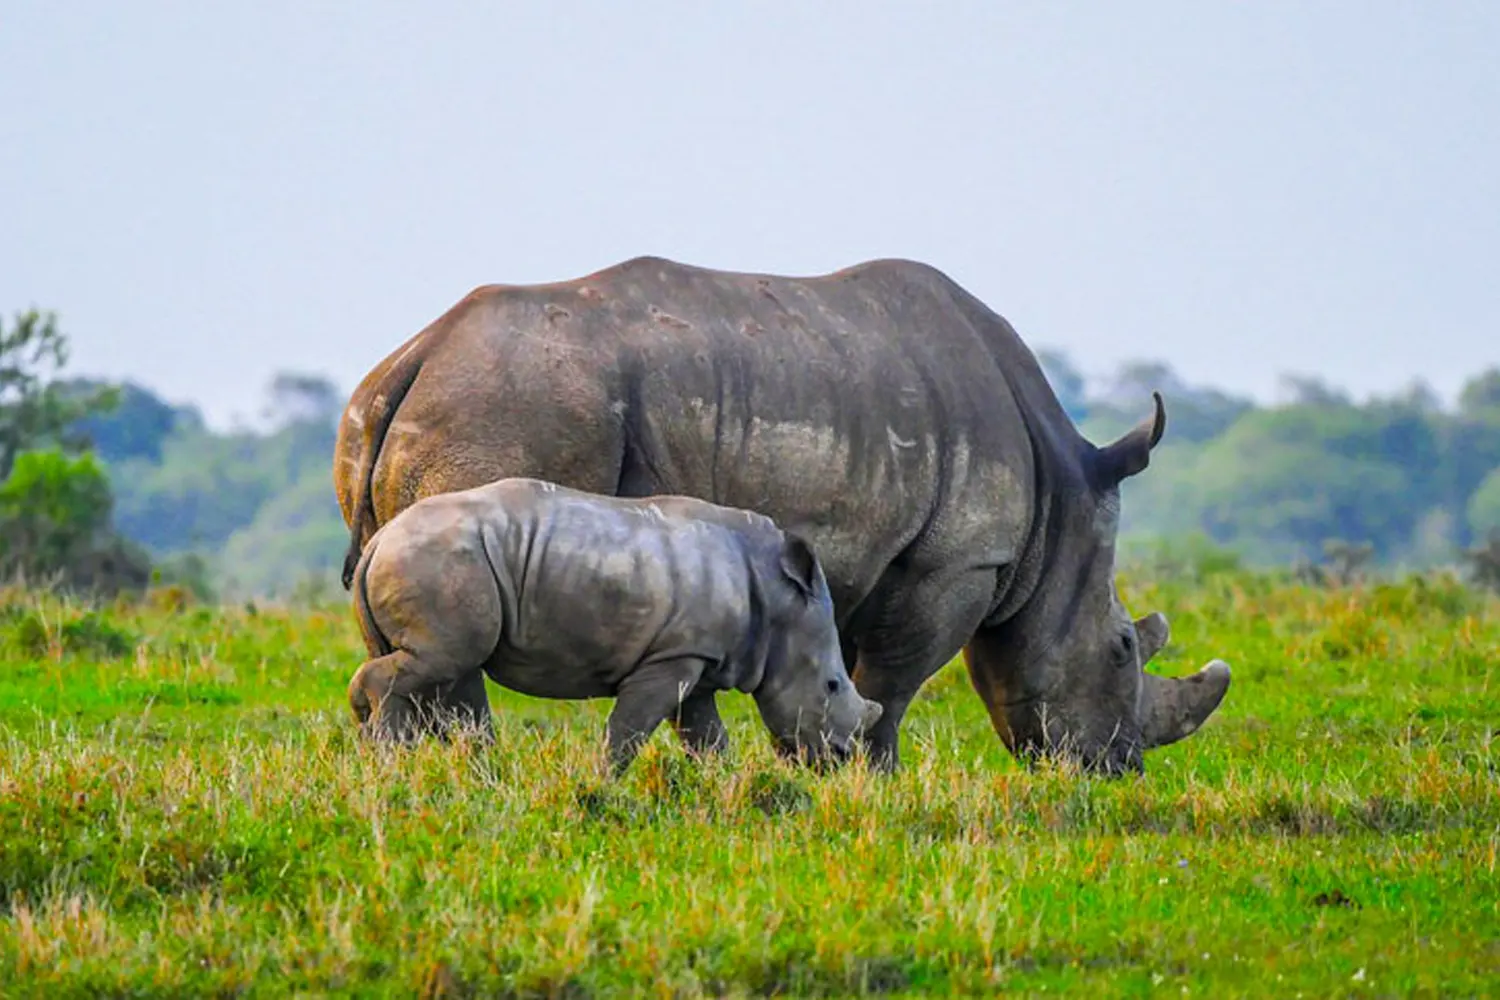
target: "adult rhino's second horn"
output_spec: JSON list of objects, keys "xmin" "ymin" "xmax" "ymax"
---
[{"xmin": 1138, "ymin": 660, "xmax": 1232, "ymax": 750}]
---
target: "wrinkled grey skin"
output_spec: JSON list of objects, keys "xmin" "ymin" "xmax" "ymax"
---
[
  {"xmin": 347, "ymin": 476, "xmax": 883, "ymax": 775},
  {"xmin": 335, "ymin": 255, "xmax": 1230, "ymax": 775}
]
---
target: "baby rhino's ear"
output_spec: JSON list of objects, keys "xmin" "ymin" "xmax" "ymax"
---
[{"xmin": 778, "ymin": 532, "xmax": 819, "ymax": 599}]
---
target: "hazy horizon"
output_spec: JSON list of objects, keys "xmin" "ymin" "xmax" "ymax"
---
[{"xmin": 4, "ymin": 2, "xmax": 1497, "ymax": 430}]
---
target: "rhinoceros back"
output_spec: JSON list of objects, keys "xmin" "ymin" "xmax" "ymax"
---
[
  {"xmin": 343, "ymin": 256, "xmax": 1068, "ymax": 629},
  {"xmin": 470, "ymin": 479, "xmax": 766, "ymax": 696}
]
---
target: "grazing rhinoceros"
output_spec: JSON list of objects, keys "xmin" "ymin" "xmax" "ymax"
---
[
  {"xmin": 334, "ymin": 255, "xmax": 1231, "ymax": 775},
  {"xmin": 346, "ymin": 475, "xmax": 883, "ymax": 774}
]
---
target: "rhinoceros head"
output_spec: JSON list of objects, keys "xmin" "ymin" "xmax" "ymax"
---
[
  {"xmin": 750, "ymin": 532, "xmax": 883, "ymax": 764},
  {"xmin": 965, "ymin": 392, "xmax": 1232, "ymax": 775}
]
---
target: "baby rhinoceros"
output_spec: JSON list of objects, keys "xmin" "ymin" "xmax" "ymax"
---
[{"xmin": 346, "ymin": 476, "xmax": 883, "ymax": 775}]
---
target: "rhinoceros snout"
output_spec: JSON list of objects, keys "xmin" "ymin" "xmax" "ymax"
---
[
  {"xmin": 771, "ymin": 728, "xmax": 858, "ymax": 771},
  {"xmin": 1011, "ymin": 730, "xmax": 1145, "ymax": 779}
]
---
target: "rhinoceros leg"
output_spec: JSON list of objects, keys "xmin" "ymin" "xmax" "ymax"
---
[
  {"xmin": 605, "ymin": 657, "xmax": 708, "ymax": 776},
  {"xmin": 669, "ymin": 687, "xmax": 730, "ymax": 758},
  {"xmin": 350, "ymin": 651, "xmax": 428, "ymax": 743},
  {"xmin": 349, "ymin": 652, "xmax": 492, "ymax": 745},
  {"xmin": 421, "ymin": 668, "xmax": 493, "ymax": 742},
  {"xmin": 851, "ymin": 568, "xmax": 998, "ymax": 772}
]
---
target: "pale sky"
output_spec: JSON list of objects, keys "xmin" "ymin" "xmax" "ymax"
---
[{"xmin": 3, "ymin": 2, "xmax": 1497, "ymax": 429}]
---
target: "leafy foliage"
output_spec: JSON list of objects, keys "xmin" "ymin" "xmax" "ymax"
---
[
  {"xmin": 0, "ymin": 310, "xmax": 118, "ymax": 480},
  {"xmin": 0, "ymin": 450, "xmax": 113, "ymax": 573},
  {"xmin": 0, "ymin": 311, "xmax": 149, "ymax": 596}
]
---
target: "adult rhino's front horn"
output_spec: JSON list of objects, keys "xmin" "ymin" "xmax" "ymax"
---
[{"xmin": 1132, "ymin": 611, "xmax": 1232, "ymax": 750}]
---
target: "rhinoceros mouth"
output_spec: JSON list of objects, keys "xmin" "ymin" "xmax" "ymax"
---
[
  {"xmin": 1012, "ymin": 736, "xmax": 1145, "ymax": 778},
  {"xmin": 772, "ymin": 734, "xmax": 854, "ymax": 767}
]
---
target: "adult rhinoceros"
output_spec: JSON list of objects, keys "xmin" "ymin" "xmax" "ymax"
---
[{"xmin": 333, "ymin": 255, "xmax": 1230, "ymax": 775}]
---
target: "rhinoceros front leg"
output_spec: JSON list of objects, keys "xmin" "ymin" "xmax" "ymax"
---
[
  {"xmin": 669, "ymin": 687, "xmax": 730, "ymax": 758},
  {"xmin": 852, "ymin": 568, "xmax": 997, "ymax": 772},
  {"xmin": 605, "ymin": 657, "xmax": 706, "ymax": 776}
]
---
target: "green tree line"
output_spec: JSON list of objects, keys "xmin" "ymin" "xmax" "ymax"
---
[
  {"xmin": 3, "ymin": 307, "xmax": 1499, "ymax": 600},
  {"xmin": 1036, "ymin": 351, "xmax": 1500, "ymax": 568}
]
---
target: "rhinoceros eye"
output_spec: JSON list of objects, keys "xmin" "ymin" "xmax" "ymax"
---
[{"xmin": 1117, "ymin": 631, "xmax": 1136, "ymax": 665}]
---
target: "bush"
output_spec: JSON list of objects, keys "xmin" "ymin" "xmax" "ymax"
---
[
  {"xmin": 1, "ymin": 607, "xmax": 138, "ymax": 659},
  {"xmin": 1292, "ymin": 538, "xmax": 1376, "ymax": 588},
  {"xmin": 1462, "ymin": 532, "xmax": 1500, "ymax": 595},
  {"xmin": 0, "ymin": 449, "xmax": 150, "ymax": 597},
  {"xmin": 151, "ymin": 551, "xmax": 218, "ymax": 604}
]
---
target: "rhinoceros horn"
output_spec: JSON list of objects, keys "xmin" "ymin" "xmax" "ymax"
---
[
  {"xmin": 1139, "ymin": 659, "xmax": 1232, "ymax": 749},
  {"xmin": 1132, "ymin": 611, "xmax": 1231, "ymax": 749}
]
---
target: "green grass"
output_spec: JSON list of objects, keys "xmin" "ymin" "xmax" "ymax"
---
[{"xmin": 1, "ymin": 573, "xmax": 1498, "ymax": 997}]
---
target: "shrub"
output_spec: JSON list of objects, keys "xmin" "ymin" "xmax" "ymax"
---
[{"xmin": 0, "ymin": 449, "xmax": 151, "ymax": 597}]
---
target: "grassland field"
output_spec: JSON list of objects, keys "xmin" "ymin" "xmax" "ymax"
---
[{"xmin": 1, "ymin": 568, "xmax": 1498, "ymax": 998}]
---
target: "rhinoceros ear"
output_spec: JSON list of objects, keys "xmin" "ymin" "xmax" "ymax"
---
[
  {"xmin": 778, "ymin": 532, "xmax": 819, "ymax": 599},
  {"xmin": 1091, "ymin": 391, "xmax": 1166, "ymax": 489}
]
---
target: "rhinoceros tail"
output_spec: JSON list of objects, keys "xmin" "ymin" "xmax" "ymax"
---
[
  {"xmin": 350, "ymin": 533, "xmax": 393, "ymax": 658},
  {"xmin": 340, "ymin": 343, "xmax": 428, "ymax": 590}
]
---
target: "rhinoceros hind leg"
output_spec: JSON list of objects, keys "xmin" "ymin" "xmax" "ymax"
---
[
  {"xmin": 851, "ymin": 568, "xmax": 997, "ymax": 772},
  {"xmin": 349, "ymin": 651, "xmax": 424, "ymax": 743},
  {"xmin": 669, "ymin": 687, "xmax": 729, "ymax": 758},
  {"xmin": 349, "ymin": 651, "xmax": 489, "ymax": 745},
  {"xmin": 605, "ymin": 657, "xmax": 708, "ymax": 776}
]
